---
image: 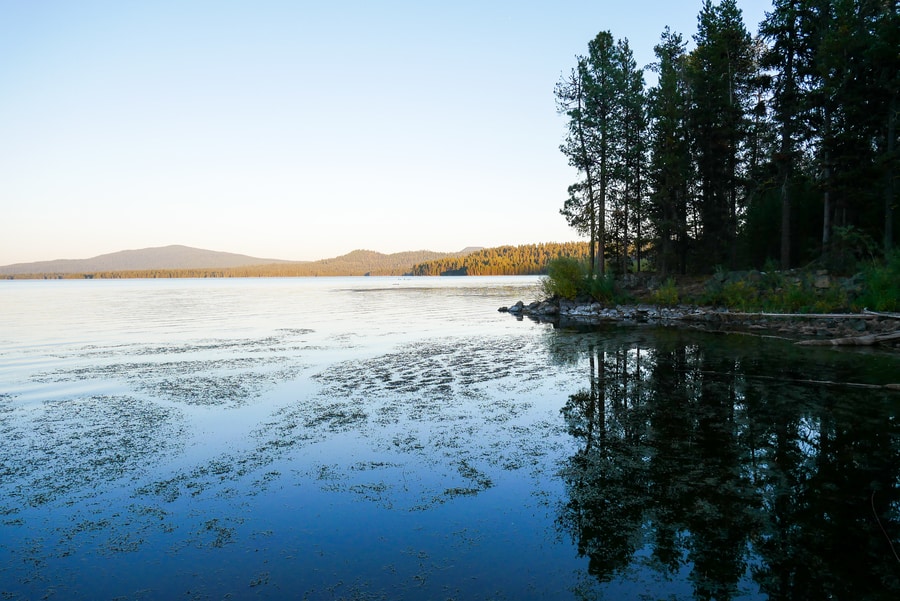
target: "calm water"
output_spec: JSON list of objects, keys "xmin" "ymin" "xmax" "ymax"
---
[{"xmin": 1, "ymin": 277, "xmax": 898, "ymax": 600}]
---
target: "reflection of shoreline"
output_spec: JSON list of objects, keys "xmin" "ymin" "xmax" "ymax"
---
[{"xmin": 553, "ymin": 332, "xmax": 900, "ymax": 600}]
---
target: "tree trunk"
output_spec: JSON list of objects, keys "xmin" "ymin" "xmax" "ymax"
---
[
  {"xmin": 885, "ymin": 94, "xmax": 896, "ymax": 254},
  {"xmin": 576, "ymin": 114, "xmax": 598, "ymax": 279},
  {"xmin": 780, "ymin": 170, "xmax": 791, "ymax": 268},
  {"xmin": 821, "ymin": 108, "xmax": 833, "ymax": 253}
]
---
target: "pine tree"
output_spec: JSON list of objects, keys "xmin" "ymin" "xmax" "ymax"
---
[
  {"xmin": 556, "ymin": 61, "xmax": 600, "ymax": 276},
  {"xmin": 614, "ymin": 38, "xmax": 648, "ymax": 274},
  {"xmin": 583, "ymin": 31, "xmax": 622, "ymax": 277},
  {"xmin": 761, "ymin": 0, "xmax": 807, "ymax": 268},
  {"xmin": 688, "ymin": 0, "xmax": 756, "ymax": 269},
  {"xmin": 648, "ymin": 28, "xmax": 692, "ymax": 275}
]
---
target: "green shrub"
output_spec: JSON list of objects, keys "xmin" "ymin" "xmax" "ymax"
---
[
  {"xmin": 762, "ymin": 282, "xmax": 807, "ymax": 313},
  {"xmin": 721, "ymin": 280, "xmax": 759, "ymax": 312},
  {"xmin": 541, "ymin": 257, "xmax": 586, "ymax": 300},
  {"xmin": 541, "ymin": 257, "xmax": 622, "ymax": 303},
  {"xmin": 587, "ymin": 273, "xmax": 618, "ymax": 303},
  {"xmin": 652, "ymin": 278, "xmax": 679, "ymax": 306},
  {"xmin": 857, "ymin": 251, "xmax": 900, "ymax": 312}
]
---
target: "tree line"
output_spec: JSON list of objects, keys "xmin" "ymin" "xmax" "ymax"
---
[
  {"xmin": 558, "ymin": 0, "xmax": 898, "ymax": 278},
  {"xmin": 409, "ymin": 242, "xmax": 591, "ymax": 276}
]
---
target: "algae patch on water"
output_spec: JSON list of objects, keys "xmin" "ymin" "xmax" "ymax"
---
[
  {"xmin": 0, "ymin": 394, "xmax": 184, "ymax": 511},
  {"xmin": 31, "ymin": 331, "xmax": 315, "ymax": 408}
]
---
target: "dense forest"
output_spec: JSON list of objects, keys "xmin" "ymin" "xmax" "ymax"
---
[
  {"xmin": 558, "ymin": 0, "xmax": 898, "ymax": 277},
  {"xmin": 409, "ymin": 242, "xmax": 590, "ymax": 275}
]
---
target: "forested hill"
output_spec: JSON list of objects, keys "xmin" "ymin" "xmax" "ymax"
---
[
  {"xmin": 3, "ymin": 248, "xmax": 480, "ymax": 279},
  {"xmin": 410, "ymin": 242, "xmax": 590, "ymax": 276},
  {"xmin": 258, "ymin": 249, "xmax": 476, "ymax": 277}
]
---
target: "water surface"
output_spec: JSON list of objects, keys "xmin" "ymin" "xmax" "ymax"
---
[{"xmin": 1, "ymin": 277, "xmax": 898, "ymax": 600}]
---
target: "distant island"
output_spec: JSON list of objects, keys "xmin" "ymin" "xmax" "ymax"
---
[{"xmin": 0, "ymin": 243, "xmax": 589, "ymax": 279}]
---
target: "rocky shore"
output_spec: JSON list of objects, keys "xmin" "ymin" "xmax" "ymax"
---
[{"xmin": 499, "ymin": 298, "xmax": 900, "ymax": 347}]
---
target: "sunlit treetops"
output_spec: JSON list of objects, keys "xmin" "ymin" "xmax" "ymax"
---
[{"xmin": 409, "ymin": 242, "xmax": 591, "ymax": 276}]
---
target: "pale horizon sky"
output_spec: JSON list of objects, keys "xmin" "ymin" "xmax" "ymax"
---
[{"xmin": 1, "ymin": 0, "xmax": 773, "ymax": 265}]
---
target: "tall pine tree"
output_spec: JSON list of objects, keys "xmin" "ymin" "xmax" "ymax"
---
[
  {"xmin": 648, "ymin": 28, "xmax": 692, "ymax": 275},
  {"xmin": 689, "ymin": 0, "xmax": 756, "ymax": 269}
]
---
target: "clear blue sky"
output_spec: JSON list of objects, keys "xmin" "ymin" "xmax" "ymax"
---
[{"xmin": 0, "ymin": 0, "xmax": 773, "ymax": 264}]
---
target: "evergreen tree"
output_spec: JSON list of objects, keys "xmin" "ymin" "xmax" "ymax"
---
[
  {"xmin": 761, "ymin": 0, "xmax": 807, "ymax": 268},
  {"xmin": 558, "ymin": 32, "xmax": 645, "ymax": 277},
  {"xmin": 804, "ymin": 0, "xmax": 898, "ymax": 262},
  {"xmin": 583, "ymin": 31, "xmax": 623, "ymax": 277},
  {"xmin": 556, "ymin": 61, "xmax": 601, "ymax": 276},
  {"xmin": 688, "ymin": 0, "xmax": 756, "ymax": 269},
  {"xmin": 613, "ymin": 38, "xmax": 648, "ymax": 274},
  {"xmin": 648, "ymin": 28, "xmax": 692, "ymax": 275},
  {"xmin": 871, "ymin": 0, "xmax": 899, "ymax": 253}
]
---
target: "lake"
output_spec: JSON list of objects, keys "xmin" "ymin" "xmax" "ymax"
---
[{"xmin": 1, "ymin": 277, "xmax": 898, "ymax": 600}]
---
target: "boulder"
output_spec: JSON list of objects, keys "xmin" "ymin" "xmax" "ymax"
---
[{"xmin": 536, "ymin": 301, "xmax": 559, "ymax": 315}]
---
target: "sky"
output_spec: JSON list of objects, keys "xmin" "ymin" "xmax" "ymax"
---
[{"xmin": 0, "ymin": 0, "xmax": 774, "ymax": 265}]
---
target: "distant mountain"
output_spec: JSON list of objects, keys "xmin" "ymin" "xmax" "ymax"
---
[
  {"xmin": 0, "ymin": 245, "xmax": 481, "ymax": 278},
  {"xmin": 0, "ymin": 245, "xmax": 293, "ymax": 276},
  {"xmin": 159, "ymin": 249, "xmax": 478, "ymax": 278}
]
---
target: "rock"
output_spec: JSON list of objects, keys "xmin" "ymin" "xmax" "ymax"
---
[
  {"xmin": 813, "ymin": 275, "xmax": 831, "ymax": 289},
  {"xmin": 536, "ymin": 301, "xmax": 559, "ymax": 315},
  {"xmin": 507, "ymin": 301, "xmax": 524, "ymax": 313},
  {"xmin": 841, "ymin": 273, "xmax": 865, "ymax": 294}
]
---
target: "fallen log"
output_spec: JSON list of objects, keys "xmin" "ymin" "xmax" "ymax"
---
[
  {"xmin": 796, "ymin": 331, "xmax": 900, "ymax": 346},
  {"xmin": 723, "ymin": 311, "xmax": 879, "ymax": 319},
  {"xmin": 863, "ymin": 309, "xmax": 900, "ymax": 319}
]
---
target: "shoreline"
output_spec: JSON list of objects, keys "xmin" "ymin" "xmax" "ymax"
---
[{"xmin": 500, "ymin": 298, "xmax": 900, "ymax": 348}]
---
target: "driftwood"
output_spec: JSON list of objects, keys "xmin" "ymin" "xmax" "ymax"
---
[
  {"xmin": 863, "ymin": 309, "xmax": 900, "ymax": 319},
  {"xmin": 723, "ymin": 311, "xmax": 880, "ymax": 319},
  {"xmin": 796, "ymin": 331, "xmax": 900, "ymax": 346}
]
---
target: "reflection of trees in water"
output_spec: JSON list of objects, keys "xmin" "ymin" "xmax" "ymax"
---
[{"xmin": 555, "ymin": 331, "xmax": 900, "ymax": 600}]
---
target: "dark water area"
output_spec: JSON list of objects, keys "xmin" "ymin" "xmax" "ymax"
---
[
  {"xmin": 1, "ymin": 278, "xmax": 898, "ymax": 600},
  {"xmin": 548, "ymin": 329, "xmax": 900, "ymax": 600}
]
